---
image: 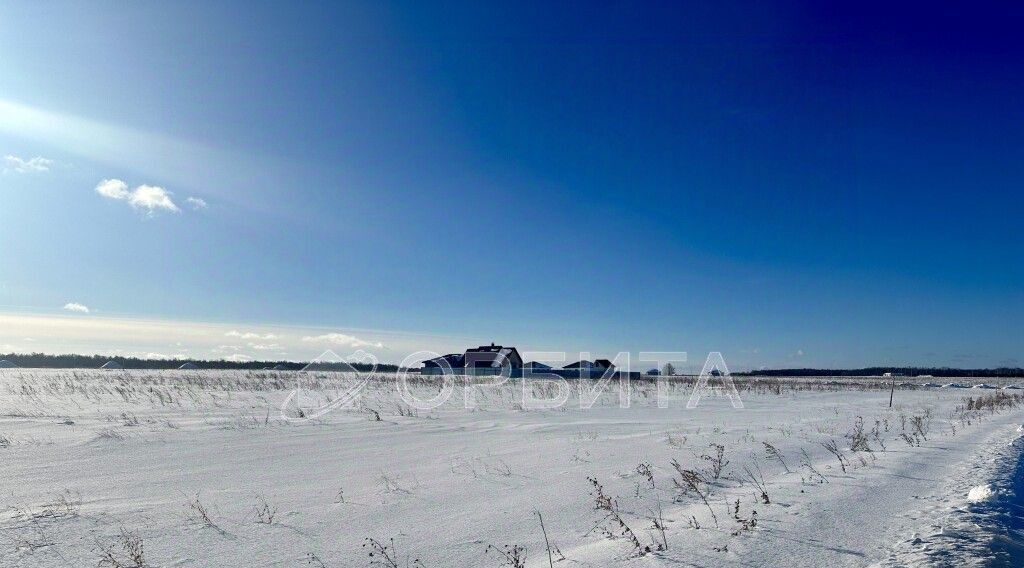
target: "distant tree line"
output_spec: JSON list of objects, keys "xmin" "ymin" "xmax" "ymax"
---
[
  {"xmin": 2, "ymin": 353, "xmax": 1019, "ymax": 377},
  {"xmin": 738, "ymin": 367, "xmax": 1024, "ymax": 378},
  {"xmin": 0, "ymin": 352, "xmax": 399, "ymax": 372}
]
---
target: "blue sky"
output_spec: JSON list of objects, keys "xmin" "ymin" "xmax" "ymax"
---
[{"xmin": 1, "ymin": 2, "xmax": 1021, "ymax": 369}]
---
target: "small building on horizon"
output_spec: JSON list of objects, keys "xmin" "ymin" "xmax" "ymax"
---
[
  {"xmin": 465, "ymin": 344, "xmax": 523, "ymax": 373},
  {"xmin": 178, "ymin": 362, "xmax": 199, "ymax": 370},
  {"xmin": 422, "ymin": 344, "xmax": 523, "ymax": 375},
  {"xmin": 422, "ymin": 353, "xmax": 465, "ymax": 374},
  {"xmin": 421, "ymin": 345, "xmax": 637, "ymax": 379},
  {"xmin": 100, "ymin": 361, "xmax": 123, "ymax": 370},
  {"xmin": 564, "ymin": 359, "xmax": 614, "ymax": 371}
]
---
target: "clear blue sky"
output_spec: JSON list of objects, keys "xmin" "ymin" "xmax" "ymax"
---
[{"xmin": 0, "ymin": 1, "xmax": 1021, "ymax": 369}]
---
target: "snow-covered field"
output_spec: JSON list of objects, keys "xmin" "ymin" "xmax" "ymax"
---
[{"xmin": 1, "ymin": 369, "xmax": 1023, "ymax": 567}]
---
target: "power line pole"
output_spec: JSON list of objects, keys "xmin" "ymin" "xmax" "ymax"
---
[{"xmin": 889, "ymin": 373, "xmax": 895, "ymax": 408}]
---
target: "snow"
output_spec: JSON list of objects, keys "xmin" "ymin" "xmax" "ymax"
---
[
  {"xmin": 968, "ymin": 485, "xmax": 996, "ymax": 502},
  {"xmin": 1, "ymin": 369, "xmax": 1022, "ymax": 567}
]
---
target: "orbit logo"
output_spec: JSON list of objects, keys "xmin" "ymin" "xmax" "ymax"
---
[{"xmin": 279, "ymin": 349, "xmax": 379, "ymax": 421}]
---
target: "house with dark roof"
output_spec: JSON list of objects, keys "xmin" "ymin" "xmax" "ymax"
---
[
  {"xmin": 465, "ymin": 344, "xmax": 522, "ymax": 372},
  {"xmin": 561, "ymin": 359, "xmax": 619, "ymax": 378},
  {"xmin": 564, "ymin": 360, "xmax": 601, "ymax": 370},
  {"xmin": 421, "ymin": 353, "xmax": 466, "ymax": 374},
  {"xmin": 420, "ymin": 345, "xmax": 637, "ymax": 378},
  {"xmin": 421, "ymin": 344, "xmax": 522, "ymax": 375}
]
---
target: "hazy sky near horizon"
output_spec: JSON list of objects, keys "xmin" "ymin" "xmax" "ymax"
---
[{"xmin": 1, "ymin": 2, "xmax": 1021, "ymax": 369}]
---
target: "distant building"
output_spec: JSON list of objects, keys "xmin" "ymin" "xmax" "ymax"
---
[
  {"xmin": 421, "ymin": 345, "xmax": 637, "ymax": 379},
  {"xmin": 421, "ymin": 344, "xmax": 522, "ymax": 376},
  {"xmin": 421, "ymin": 354, "xmax": 466, "ymax": 375},
  {"xmin": 178, "ymin": 362, "xmax": 199, "ymax": 370},
  {"xmin": 561, "ymin": 359, "xmax": 620, "ymax": 378},
  {"xmin": 465, "ymin": 344, "xmax": 523, "ymax": 373},
  {"xmin": 272, "ymin": 364, "xmax": 289, "ymax": 371},
  {"xmin": 646, "ymin": 368, "xmax": 660, "ymax": 376},
  {"xmin": 100, "ymin": 361, "xmax": 123, "ymax": 370}
]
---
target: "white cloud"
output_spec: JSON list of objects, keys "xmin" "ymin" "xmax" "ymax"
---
[
  {"xmin": 225, "ymin": 353, "xmax": 253, "ymax": 362},
  {"xmin": 301, "ymin": 333, "xmax": 384, "ymax": 349},
  {"xmin": 0, "ymin": 313, "xmax": 463, "ymax": 364},
  {"xmin": 63, "ymin": 302, "xmax": 90, "ymax": 313},
  {"xmin": 129, "ymin": 184, "xmax": 179, "ymax": 213},
  {"xmin": 226, "ymin": 330, "xmax": 280, "ymax": 340},
  {"xmin": 4, "ymin": 154, "xmax": 53, "ymax": 173},
  {"xmin": 95, "ymin": 179, "xmax": 179, "ymax": 214},
  {"xmin": 95, "ymin": 178, "xmax": 130, "ymax": 199},
  {"xmin": 212, "ymin": 344, "xmax": 243, "ymax": 353},
  {"xmin": 248, "ymin": 342, "xmax": 282, "ymax": 351},
  {"xmin": 186, "ymin": 197, "xmax": 208, "ymax": 210}
]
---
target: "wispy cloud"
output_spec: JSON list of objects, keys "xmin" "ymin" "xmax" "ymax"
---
[
  {"xmin": 0, "ymin": 313, "xmax": 463, "ymax": 363},
  {"xmin": 0, "ymin": 99, "xmax": 284, "ymax": 216},
  {"xmin": 211, "ymin": 345, "xmax": 243, "ymax": 353},
  {"xmin": 226, "ymin": 330, "xmax": 280, "ymax": 340},
  {"xmin": 63, "ymin": 302, "xmax": 90, "ymax": 313},
  {"xmin": 95, "ymin": 179, "xmax": 179, "ymax": 214},
  {"xmin": 302, "ymin": 332, "xmax": 384, "ymax": 349},
  {"xmin": 4, "ymin": 154, "xmax": 53, "ymax": 173},
  {"xmin": 248, "ymin": 342, "xmax": 282, "ymax": 351},
  {"xmin": 186, "ymin": 197, "xmax": 208, "ymax": 210}
]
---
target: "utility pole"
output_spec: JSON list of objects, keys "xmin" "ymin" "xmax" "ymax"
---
[{"xmin": 889, "ymin": 373, "xmax": 895, "ymax": 408}]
